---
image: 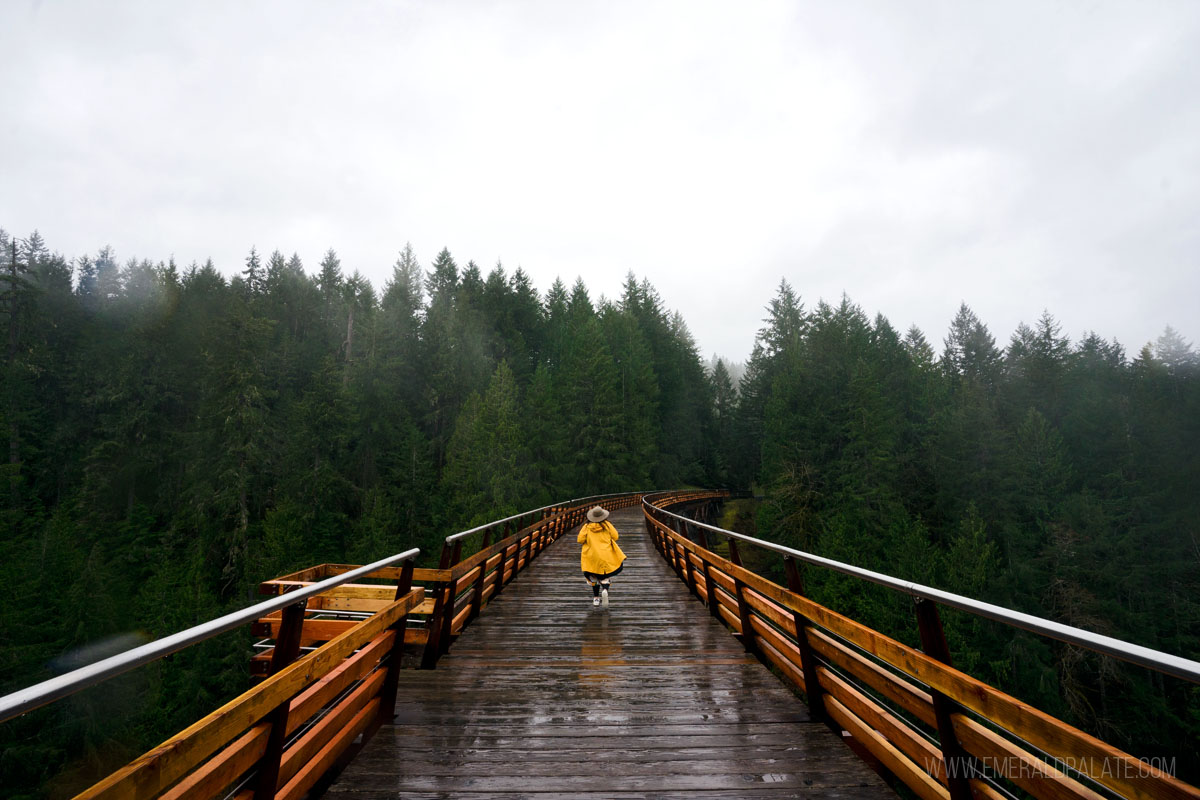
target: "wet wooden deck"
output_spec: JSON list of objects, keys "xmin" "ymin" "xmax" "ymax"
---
[{"xmin": 324, "ymin": 508, "xmax": 894, "ymax": 799}]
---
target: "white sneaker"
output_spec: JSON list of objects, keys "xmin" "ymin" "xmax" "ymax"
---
[
  {"xmin": 601, "ymin": 588, "xmax": 609, "ymax": 608},
  {"xmin": 593, "ymin": 596, "xmax": 600, "ymax": 606}
]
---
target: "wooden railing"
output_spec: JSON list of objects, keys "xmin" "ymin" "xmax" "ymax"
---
[
  {"xmin": 257, "ymin": 492, "xmax": 652, "ymax": 671},
  {"xmin": 1, "ymin": 491, "xmax": 675, "ymax": 800},
  {"xmin": 644, "ymin": 493, "xmax": 1200, "ymax": 800},
  {"xmin": 70, "ymin": 563, "xmax": 425, "ymax": 800},
  {"xmin": 414, "ymin": 491, "xmax": 646, "ymax": 667},
  {"xmin": 62, "ymin": 492, "xmax": 673, "ymax": 800}
]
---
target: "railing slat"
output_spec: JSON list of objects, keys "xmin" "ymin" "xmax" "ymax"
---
[
  {"xmin": 825, "ymin": 694, "xmax": 951, "ymax": 800},
  {"xmin": 643, "ymin": 492, "xmax": 1200, "ymax": 800},
  {"xmin": 253, "ymin": 601, "xmax": 309, "ymax": 800},
  {"xmin": 954, "ymin": 715, "xmax": 1108, "ymax": 800},
  {"xmin": 819, "ymin": 667, "xmax": 946, "ymax": 786},
  {"xmin": 274, "ymin": 698, "xmax": 379, "ymax": 800},
  {"xmin": 74, "ymin": 588, "xmax": 423, "ymax": 800}
]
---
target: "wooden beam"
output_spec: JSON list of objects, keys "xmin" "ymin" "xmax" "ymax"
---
[
  {"xmin": 275, "ymin": 698, "xmax": 379, "ymax": 800},
  {"xmin": 825, "ymin": 694, "xmax": 950, "ymax": 800},
  {"xmin": 253, "ymin": 601, "xmax": 307, "ymax": 800},
  {"xmin": 74, "ymin": 588, "xmax": 423, "ymax": 800},
  {"xmin": 915, "ymin": 598, "xmax": 974, "ymax": 800},
  {"xmin": 654, "ymin": 523, "xmax": 1199, "ymax": 800}
]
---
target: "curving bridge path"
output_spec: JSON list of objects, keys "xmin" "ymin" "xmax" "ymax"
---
[{"xmin": 325, "ymin": 507, "xmax": 892, "ymax": 799}]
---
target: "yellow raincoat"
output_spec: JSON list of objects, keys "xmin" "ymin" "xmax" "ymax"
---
[{"xmin": 578, "ymin": 520, "xmax": 626, "ymax": 575}]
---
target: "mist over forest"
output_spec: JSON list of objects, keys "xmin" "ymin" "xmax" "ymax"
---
[{"xmin": 1, "ymin": 229, "xmax": 1197, "ymax": 793}]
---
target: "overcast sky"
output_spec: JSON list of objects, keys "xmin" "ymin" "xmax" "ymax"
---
[{"xmin": 2, "ymin": 1, "xmax": 1197, "ymax": 363}]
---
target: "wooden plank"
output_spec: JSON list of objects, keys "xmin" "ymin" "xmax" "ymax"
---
[
  {"xmin": 748, "ymin": 611, "xmax": 805, "ymax": 682},
  {"xmin": 825, "ymin": 694, "xmax": 950, "ymax": 800},
  {"xmin": 277, "ymin": 699, "xmax": 379, "ymax": 800},
  {"xmin": 277, "ymin": 669, "xmax": 386, "ymax": 787},
  {"xmin": 657, "ymin": 524, "xmax": 1200, "ymax": 800},
  {"xmin": 285, "ymin": 631, "xmax": 393, "ymax": 735},
  {"xmin": 757, "ymin": 635, "xmax": 807, "ymax": 693},
  {"xmin": 820, "ymin": 666, "xmax": 946, "ymax": 785},
  {"xmin": 448, "ymin": 517, "xmax": 559, "ymax": 581},
  {"xmin": 808, "ymin": 628, "xmax": 936, "ymax": 727},
  {"xmin": 158, "ymin": 725, "xmax": 269, "ymax": 800},
  {"xmin": 744, "ymin": 585, "xmax": 799, "ymax": 635},
  {"xmin": 304, "ymin": 593, "xmax": 431, "ymax": 617},
  {"xmin": 306, "ymin": 596, "xmax": 390, "ymax": 613},
  {"xmin": 325, "ymin": 505, "xmax": 889, "ymax": 800},
  {"xmin": 454, "ymin": 564, "xmax": 482, "ymax": 594},
  {"xmin": 258, "ymin": 583, "xmax": 397, "ymax": 601},
  {"xmin": 715, "ymin": 597, "xmax": 741, "ymax": 633},
  {"xmin": 412, "ymin": 597, "xmax": 435, "ymax": 616},
  {"xmin": 450, "ymin": 599, "xmax": 471, "ymax": 635},
  {"xmin": 807, "ymin": 611, "xmax": 1194, "ymax": 800},
  {"xmin": 251, "ymin": 630, "xmax": 415, "ymax": 677},
  {"xmin": 260, "ymin": 567, "xmax": 446, "ymax": 596},
  {"xmin": 953, "ymin": 714, "xmax": 1108, "ymax": 800},
  {"xmin": 75, "ymin": 588, "xmax": 424, "ymax": 800},
  {"xmin": 252, "ymin": 618, "xmax": 357, "ymax": 645},
  {"xmin": 258, "ymin": 565, "xmax": 333, "ymax": 590},
  {"xmin": 708, "ymin": 564, "xmax": 736, "ymax": 596}
]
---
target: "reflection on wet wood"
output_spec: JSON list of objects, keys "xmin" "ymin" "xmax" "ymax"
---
[{"xmin": 325, "ymin": 507, "xmax": 893, "ymax": 799}]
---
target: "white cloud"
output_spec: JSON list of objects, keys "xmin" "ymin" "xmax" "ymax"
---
[{"xmin": 2, "ymin": 0, "xmax": 1197, "ymax": 359}]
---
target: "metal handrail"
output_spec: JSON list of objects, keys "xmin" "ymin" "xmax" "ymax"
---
[
  {"xmin": 0, "ymin": 547, "xmax": 421, "ymax": 724},
  {"xmin": 443, "ymin": 490, "xmax": 656, "ymax": 543},
  {"xmin": 645, "ymin": 495, "xmax": 1200, "ymax": 685}
]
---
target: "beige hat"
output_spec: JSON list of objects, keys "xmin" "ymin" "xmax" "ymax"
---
[{"xmin": 587, "ymin": 506, "xmax": 609, "ymax": 523}]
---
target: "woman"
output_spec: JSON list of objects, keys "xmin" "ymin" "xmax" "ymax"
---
[{"xmin": 578, "ymin": 505, "xmax": 626, "ymax": 607}]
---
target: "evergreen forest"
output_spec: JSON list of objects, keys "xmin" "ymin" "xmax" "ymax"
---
[{"xmin": 1, "ymin": 229, "xmax": 1197, "ymax": 795}]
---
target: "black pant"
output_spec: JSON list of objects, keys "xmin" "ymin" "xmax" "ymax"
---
[{"xmin": 584, "ymin": 564, "xmax": 623, "ymax": 595}]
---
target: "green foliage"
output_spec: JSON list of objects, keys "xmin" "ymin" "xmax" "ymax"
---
[
  {"xmin": 739, "ymin": 292, "xmax": 1200, "ymax": 778},
  {"xmin": 442, "ymin": 362, "xmax": 535, "ymax": 525},
  {"xmin": 4, "ymin": 222, "xmax": 1197, "ymax": 788},
  {"xmin": 0, "ymin": 230, "xmax": 719, "ymax": 798}
]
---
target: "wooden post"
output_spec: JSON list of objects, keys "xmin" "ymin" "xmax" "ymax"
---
[
  {"xmin": 671, "ymin": 541, "xmax": 686, "ymax": 580},
  {"xmin": 253, "ymin": 600, "xmax": 306, "ymax": 800},
  {"xmin": 496, "ymin": 545, "xmax": 509, "ymax": 592},
  {"xmin": 726, "ymin": 537, "xmax": 743, "ymax": 567},
  {"xmin": 377, "ymin": 562, "xmax": 415, "ymax": 723},
  {"xmin": 915, "ymin": 598, "xmax": 974, "ymax": 800},
  {"xmin": 438, "ymin": 575, "xmax": 457, "ymax": 655},
  {"xmin": 437, "ymin": 541, "xmax": 454, "ymax": 570},
  {"xmin": 733, "ymin": 577, "xmax": 758, "ymax": 655},
  {"xmin": 783, "ymin": 556, "xmax": 826, "ymax": 720},
  {"xmin": 510, "ymin": 540, "xmax": 521, "ymax": 582},
  {"xmin": 428, "ymin": 540, "xmax": 462, "ymax": 660},
  {"xmin": 682, "ymin": 544, "xmax": 698, "ymax": 598},
  {"xmin": 419, "ymin": 584, "xmax": 444, "ymax": 669},
  {"xmin": 470, "ymin": 548, "xmax": 488, "ymax": 622},
  {"xmin": 701, "ymin": 558, "xmax": 719, "ymax": 618}
]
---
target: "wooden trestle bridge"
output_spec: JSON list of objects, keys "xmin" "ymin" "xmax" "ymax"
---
[{"xmin": 2, "ymin": 490, "xmax": 1198, "ymax": 800}]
